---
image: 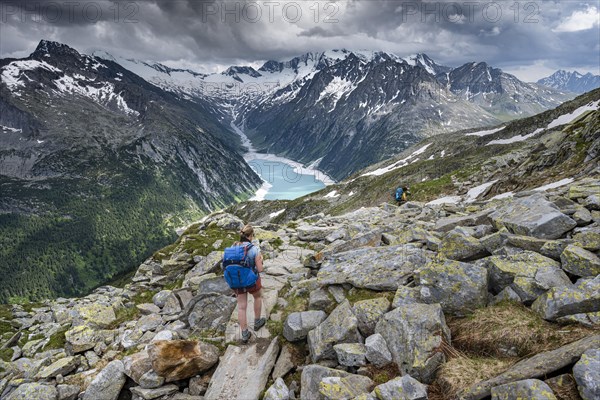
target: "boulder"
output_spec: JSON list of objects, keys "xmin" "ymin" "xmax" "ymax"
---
[
  {"xmin": 135, "ymin": 314, "xmax": 163, "ymax": 333},
  {"xmin": 391, "ymin": 286, "xmax": 421, "ymax": 308},
  {"xmin": 148, "ymin": 340, "xmax": 219, "ymax": 382},
  {"xmin": 300, "ymin": 365, "xmax": 351, "ymax": 400},
  {"xmin": 6, "ymin": 383, "xmax": 58, "ymax": 400},
  {"xmin": 375, "ymin": 303, "xmax": 450, "ymax": 384},
  {"xmin": 365, "ymin": 334, "xmax": 393, "ymax": 367},
  {"xmin": 152, "ymin": 290, "xmax": 172, "ymax": 308},
  {"xmin": 568, "ymin": 182, "xmax": 600, "ymax": 200},
  {"xmin": 573, "ymin": 228, "xmax": 600, "ymax": 251},
  {"xmin": 317, "ymin": 245, "xmax": 431, "ymax": 291},
  {"xmin": 482, "ymin": 251, "xmax": 571, "ymax": 304},
  {"xmin": 264, "ymin": 378, "xmax": 290, "ymax": 400},
  {"xmin": 309, "ymin": 288, "xmax": 335, "ymax": 311},
  {"xmin": 283, "ymin": 310, "xmax": 327, "ymax": 342},
  {"xmin": 83, "ymin": 360, "xmax": 126, "ymax": 400},
  {"xmin": 438, "ymin": 229, "xmax": 489, "ymax": 261},
  {"xmin": 416, "ymin": 259, "xmax": 488, "ymax": 315},
  {"xmin": 130, "ymin": 384, "xmax": 179, "ymax": 399},
  {"xmin": 205, "ymin": 338, "xmax": 279, "ymax": 400},
  {"xmin": 374, "ymin": 375, "xmax": 428, "ymax": 400},
  {"xmin": 434, "ymin": 210, "xmax": 493, "ymax": 232},
  {"xmin": 136, "ymin": 303, "xmax": 160, "ymax": 315},
  {"xmin": 560, "ymin": 245, "xmax": 600, "ymax": 277},
  {"xmin": 57, "ymin": 384, "xmax": 79, "ymax": 400},
  {"xmin": 333, "ymin": 343, "xmax": 367, "ymax": 367},
  {"xmin": 65, "ymin": 325, "xmax": 113, "ymax": 354},
  {"xmin": 73, "ymin": 303, "xmax": 116, "ymax": 329},
  {"xmin": 272, "ymin": 345, "xmax": 294, "ymax": 380},
  {"xmin": 353, "ymin": 297, "xmax": 391, "ymax": 336},
  {"xmin": 36, "ymin": 356, "xmax": 80, "ymax": 379},
  {"xmin": 460, "ymin": 335, "xmax": 600, "ymax": 400},
  {"xmin": 297, "ymin": 225, "xmax": 339, "ymax": 242},
  {"xmin": 186, "ymin": 293, "xmax": 237, "ymax": 333},
  {"xmin": 490, "ymin": 379, "xmax": 557, "ymax": 400},
  {"xmin": 573, "ymin": 207, "xmax": 593, "ymax": 226},
  {"xmin": 123, "ymin": 350, "xmax": 152, "ymax": 384},
  {"xmin": 489, "ymin": 194, "xmax": 577, "ymax": 239},
  {"xmin": 319, "ymin": 375, "xmax": 374, "ymax": 399},
  {"xmin": 573, "ymin": 348, "xmax": 600, "ymax": 400},
  {"xmin": 307, "ymin": 300, "xmax": 362, "ymax": 362},
  {"xmin": 138, "ymin": 369, "xmax": 165, "ymax": 389},
  {"xmin": 532, "ymin": 276, "xmax": 600, "ymax": 320}
]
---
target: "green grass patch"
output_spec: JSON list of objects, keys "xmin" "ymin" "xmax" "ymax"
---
[
  {"xmin": 345, "ymin": 288, "xmax": 394, "ymax": 306},
  {"xmin": 131, "ymin": 290, "xmax": 159, "ymax": 305},
  {"xmin": 0, "ymin": 347, "xmax": 13, "ymax": 362},
  {"xmin": 42, "ymin": 325, "xmax": 69, "ymax": 351},
  {"xmin": 109, "ymin": 305, "xmax": 140, "ymax": 329}
]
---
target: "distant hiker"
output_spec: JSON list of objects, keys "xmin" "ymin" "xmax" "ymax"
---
[
  {"xmin": 394, "ymin": 186, "xmax": 411, "ymax": 205},
  {"xmin": 222, "ymin": 224, "xmax": 265, "ymax": 344}
]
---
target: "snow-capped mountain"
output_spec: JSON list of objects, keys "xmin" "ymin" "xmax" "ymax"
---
[
  {"xmin": 97, "ymin": 48, "xmax": 572, "ymax": 179},
  {"xmin": 538, "ymin": 70, "xmax": 600, "ymax": 94}
]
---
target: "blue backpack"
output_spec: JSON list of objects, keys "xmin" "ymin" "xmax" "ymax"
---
[
  {"xmin": 223, "ymin": 243, "xmax": 258, "ymax": 290},
  {"xmin": 395, "ymin": 187, "xmax": 404, "ymax": 201}
]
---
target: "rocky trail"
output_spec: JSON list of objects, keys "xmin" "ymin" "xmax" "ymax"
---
[{"xmin": 0, "ymin": 178, "xmax": 599, "ymax": 400}]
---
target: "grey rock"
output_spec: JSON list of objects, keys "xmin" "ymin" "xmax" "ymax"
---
[
  {"xmin": 6, "ymin": 383, "xmax": 58, "ymax": 400},
  {"xmin": 333, "ymin": 343, "xmax": 367, "ymax": 367},
  {"xmin": 489, "ymin": 194, "xmax": 577, "ymax": 239},
  {"xmin": 139, "ymin": 369, "xmax": 165, "ymax": 389},
  {"xmin": 264, "ymin": 378, "xmax": 290, "ymax": 400},
  {"xmin": 353, "ymin": 297, "xmax": 391, "ymax": 337},
  {"xmin": 162, "ymin": 293, "xmax": 183, "ymax": 315},
  {"xmin": 434, "ymin": 210, "xmax": 493, "ymax": 232},
  {"xmin": 36, "ymin": 356, "xmax": 80, "ymax": 379},
  {"xmin": 130, "ymin": 384, "xmax": 179, "ymax": 399},
  {"xmin": 365, "ymin": 333, "xmax": 393, "ymax": 367},
  {"xmin": 491, "ymin": 286, "xmax": 522, "ymax": 305},
  {"xmin": 297, "ymin": 225, "xmax": 339, "ymax": 242},
  {"xmin": 152, "ymin": 290, "xmax": 172, "ymax": 308},
  {"xmin": 490, "ymin": 379, "xmax": 557, "ymax": 400},
  {"xmin": 439, "ymin": 228, "xmax": 489, "ymax": 261},
  {"xmin": 532, "ymin": 276, "xmax": 600, "ymax": 320},
  {"xmin": 416, "ymin": 259, "xmax": 488, "ymax": 315},
  {"xmin": 573, "ymin": 348, "xmax": 600, "ymax": 400},
  {"xmin": 319, "ymin": 374, "xmax": 374, "ymax": 399},
  {"xmin": 283, "ymin": 310, "xmax": 327, "ymax": 342},
  {"xmin": 374, "ymin": 375, "xmax": 428, "ymax": 400},
  {"xmin": 309, "ymin": 288, "xmax": 335, "ymax": 311},
  {"xmin": 307, "ymin": 300, "xmax": 362, "ymax": 362},
  {"xmin": 187, "ymin": 293, "xmax": 237, "ymax": 334},
  {"xmin": 272, "ymin": 345, "xmax": 294, "ymax": 380},
  {"xmin": 375, "ymin": 303, "xmax": 450, "ymax": 384},
  {"xmin": 300, "ymin": 365, "xmax": 351, "ymax": 400},
  {"xmin": 318, "ymin": 245, "xmax": 432, "ymax": 291},
  {"xmin": 583, "ymin": 194, "xmax": 600, "ymax": 210},
  {"xmin": 391, "ymin": 286, "xmax": 421, "ymax": 308},
  {"xmin": 573, "ymin": 228, "xmax": 600, "ymax": 251},
  {"xmin": 560, "ymin": 245, "xmax": 600, "ymax": 277},
  {"xmin": 83, "ymin": 360, "xmax": 126, "ymax": 400},
  {"xmin": 57, "ymin": 384, "xmax": 79, "ymax": 400},
  {"xmin": 136, "ymin": 303, "xmax": 160, "ymax": 315},
  {"xmin": 136, "ymin": 314, "xmax": 163, "ymax": 333},
  {"xmin": 573, "ymin": 206, "xmax": 593, "ymax": 226}
]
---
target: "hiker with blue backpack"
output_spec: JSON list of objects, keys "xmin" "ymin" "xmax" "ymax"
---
[
  {"xmin": 222, "ymin": 224, "xmax": 266, "ymax": 344},
  {"xmin": 394, "ymin": 185, "xmax": 411, "ymax": 205}
]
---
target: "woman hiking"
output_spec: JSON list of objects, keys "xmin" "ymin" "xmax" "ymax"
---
[{"xmin": 226, "ymin": 224, "xmax": 266, "ymax": 344}]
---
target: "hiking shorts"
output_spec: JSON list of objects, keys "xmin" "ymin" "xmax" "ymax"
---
[{"xmin": 234, "ymin": 275, "xmax": 262, "ymax": 295}]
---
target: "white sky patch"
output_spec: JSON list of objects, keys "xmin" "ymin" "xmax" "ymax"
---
[
  {"xmin": 324, "ymin": 190, "xmax": 340, "ymax": 198},
  {"xmin": 427, "ymin": 196, "xmax": 462, "ymax": 205},
  {"xmin": 362, "ymin": 143, "xmax": 432, "ymax": 177},
  {"xmin": 269, "ymin": 209, "xmax": 286, "ymax": 219},
  {"xmin": 553, "ymin": 6, "xmax": 599, "ymax": 33},
  {"xmin": 465, "ymin": 180, "xmax": 498, "ymax": 202},
  {"xmin": 533, "ymin": 178, "xmax": 574, "ymax": 192},
  {"xmin": 465, "ymin": 127, "xmax": 505, "ymax": 137}
]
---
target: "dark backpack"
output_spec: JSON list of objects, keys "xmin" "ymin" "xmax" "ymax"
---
[
  {"xmin": 395, "ymin": 187, "xmax": 404, "ymax": 201},
  {"xmin": 223, "ymin": 243, "xmax": 258, "ymax": 290}
]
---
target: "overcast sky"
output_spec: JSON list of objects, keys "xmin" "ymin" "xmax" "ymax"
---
[{"xmin": 1, "ymin": 0, "xmax": 598, "ymax": 81}]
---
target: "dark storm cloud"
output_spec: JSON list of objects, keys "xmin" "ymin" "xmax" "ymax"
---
[{"xmin": 0, "ymin": 0, "xmax": 598, "ymax": 79}]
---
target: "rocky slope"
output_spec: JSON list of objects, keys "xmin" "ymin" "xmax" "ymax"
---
[
  {"xmin": 0, "ymin": 40, "xmax": 262, "ymax": 301},
  {"xmin": 0, "ymin": 172, "xmax": 598, "ymax": 399}
]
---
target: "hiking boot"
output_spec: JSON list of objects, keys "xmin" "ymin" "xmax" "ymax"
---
[
  {"xmin": 254, "ymin": 317, "xmax": 266, "ymax": 331},
  {"xmin": 241, "ymin": 329, "xmax": 251, "ymax": 344}
]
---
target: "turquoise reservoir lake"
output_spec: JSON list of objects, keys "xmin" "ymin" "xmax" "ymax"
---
[{"xmin": 247, "ymin": 158, "xmax": 326, "ymax": 200}]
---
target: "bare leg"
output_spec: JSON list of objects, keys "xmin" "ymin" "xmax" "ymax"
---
[
  {"xmin": 252, "ymin": 290, "xmax": 263, "ymax": 321},
  {"xmin": 237, "ymin": 292, "xmax": 248, "ymax": 331}
]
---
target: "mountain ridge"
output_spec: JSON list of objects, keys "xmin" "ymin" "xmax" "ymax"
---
[{"xmin": 538, "ymin": 69, "xmax": 600, "ymax": 94}]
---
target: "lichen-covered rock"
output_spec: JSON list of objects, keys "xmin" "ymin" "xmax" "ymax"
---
[
  {"xmin": 82, "ymin": 360, "xmax": 126, "ymax": 400},
  {"xmin": 392, "ymin": 286, "xmax": 421, "ymax": 308},
  {"xmin": 489, "ymin": 194, "xmax": 577, "ymax": 239},
  {"xmin": 36, "ymin": 356, "xmax": 80, "ymax": 379},
  {"xmin": 148, "ymin": 340, "xmax": 219, "ymax": 382},
  {"xmin": 65, "ymin": 325, "xmax": 114, "ymax": 354},
  {"xmin": 573, "ymin": 348, "xmax": 600, "ymax": 400},
  {"xmin": 297, "ymin": 225, "xmax": 339, "ymax": 242},
  {"xmin": 6, "ymin": 383, "xmax": 58, "ymax": 400},
  {"xmin": 560, "ymin": 245, "xmax": 600, "ymax": 277},
  {"xmin": 152, "ymin": 290, "xmax": 172, "ymax": 308},
  {"xmin": 532, "ymin": 276, "xmax": 600, "ymax": 320},
  {"xmin": 284, "ymin": 310, "xmax": 327, "ymax": 342},
  {"xmin": 365, "ymin": 333, "xmax": 392, "ymax": 367},
  {"xmin": 123, "ymin": 350, "xmax": 152, "ymax": 384},
  {"xmin": 434, "ymin": 210, "xmax": 493, "ymax": 232},
  {"xmin": 416, "ymin": 259, "xmax": 488, "ymax": 315},
  {"xmin": 319, "ymin": 374, "xmax": 374, "ymax": 400},
  {"xmin": 333, "ymin": 343, "xmax": 367, "ymax": 367},
  {"xmin": 490, "ymin": 379, "xmax": 557, "ymax": 400},
  {"xmin": 317, "ymin": 245, "xmax": 432, "ymax": 291},
  {"xmin": 309, "ymin": 288, "xmax": 335, "ymax": 311},
  {"xmin": 573, "ymin": 228, "xmax": 600, "ymax": 251},
  {"xmin": 307, "ymin": 300, "xmax": 362, "ymax": 362},
  {"xmin": 375, "ymin": 303, "xmax": 450, "ymax": 384},
  {"xmin": 438, "ymin": 228, "xmax": 488, "ymax": 261},
  {"xmin": 353, "ymin": 297, "xmax": 391, "ymax": 336},
  {"xmin": 73, "ymin": 303, "xmax": 116, "ymax": 329},
  {"xmin": 264, "ymin": 378, "xmax": 290, "ymax": 400},
  {"xmin": 482, "ymin": 251, "xmax": 571, "ymax": 304},
  {"xmin": 300, "ymin": 365, "xmax": 351, "ymax": 400},
  {"xmin": 130, "ymin": 385, "xmax": 179, "ymax": 399},
  {"xmin": 374, "ymin": 375, "xmax": 428, "ymax": 400},
  {"xmin": 187, "ymin": 293, "xmax": 237, "ymax": 334},
  {"xmin": 135, "ymin": 313, "xmax": 163, "ymax": 333},
  {"xmin": 568, "ymin": 182, "xmax": 600, "ymax": 200}
]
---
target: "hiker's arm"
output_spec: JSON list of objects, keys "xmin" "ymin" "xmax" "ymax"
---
[{"xmin": 255, "ymin": 252, "xmax": 263, "ymax": 273}]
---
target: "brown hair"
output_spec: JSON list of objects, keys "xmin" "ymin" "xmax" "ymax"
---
[{"xmin": 240, "ymin": 224, "xmax": 254, "ymax": 242}]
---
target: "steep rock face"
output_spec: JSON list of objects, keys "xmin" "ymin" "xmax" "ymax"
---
[
  {"xmin": 538, "ymin": 70, "xmax": 600, "ymax": 94},
  {"xmin": 0, "ymin": 40, "xmax": 262, "ymax": 301}
]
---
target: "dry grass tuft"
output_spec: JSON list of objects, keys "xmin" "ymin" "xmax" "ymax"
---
[
  {"xmin": 546, "ymin": 374, "xmax": 583, "ymax": 400},
  {"xmin": 448, "ymin": 301, "xmax": 594, "ymax": 358}
]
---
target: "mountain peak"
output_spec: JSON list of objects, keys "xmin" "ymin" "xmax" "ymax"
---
[
  {"xmin": 33, "ymin": 40, "xmax": 81, "ymax": 58},
  {"xmin": 538, "ymin": 70, "xmax": 600, "ymax": 93}
]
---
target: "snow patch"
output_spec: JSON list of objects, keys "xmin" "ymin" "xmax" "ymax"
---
[
  {"xmin": 465, "ymin": 180, "xmax": 498, "ymax": 202},
  {"xmin": 269, "ymin": 209, "xmax": 286, "ymax": 219},
  {"xmin": 533, "ymin": 178, "xmax": 574, "ymax": 192},
  {"xmin": 1, "ymin": 125, "xmax": 22, "ymax": 133},
  {"xmin": 427, "ymin": 196, "xmax": 462, "ymax": 205},
  {"xmin": 324, "ymin": 190, "xmax": 340, "ymax": 198},
  {"xmin": 1, "ymin": 60, "xmax": 61, "ymax": 90},
  {"xmin": 465, "ymin": 127, "xmax": 505, "ymax": 137},
  {"xmin": 491, "ymin": 192, "xmax": 514, "ymax": 200},
  {"xmin": 361, "ymin": 143, "xmax": 432, "ymax": 177}
]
